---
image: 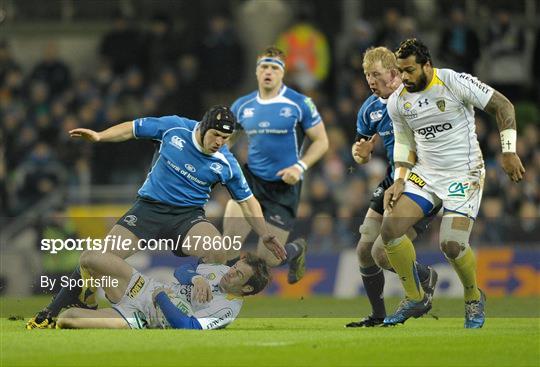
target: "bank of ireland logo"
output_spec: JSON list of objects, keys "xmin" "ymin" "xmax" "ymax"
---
[
  {"xmin": 448, "ymin": 181, "xmax": 470, "ymax": 197},
  {"xmin": 258, "ymin": 121, "xmax": 270, "ymax": 128},
  {"xmin": 280, "ymin": 107, "xmax": 293, "ymax": 118},
  {"xmin": 185, "ymin": 164, "xmax": 196, "ymax": 173},
  {"xmin": 437, "ymin": 99, "xmax": 446, "ymax": 112},
  {"xmin": 124, "ymin": 215, "xmax": 137, "ymax": 227},
  {"xmin": 171, "ymin": 136, "xmax": 185, "ymax": 150},
  {"xmin": 210, "ymin": 162, "xmax": 223, "ymax": 174}
]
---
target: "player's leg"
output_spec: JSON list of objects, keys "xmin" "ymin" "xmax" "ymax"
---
[
  {"xmin": 380, "ymin": 194, "xmax": 427, "ymax": 302},
  {"xmin": 347, "ymin": 209, "xmax": 386, "ymax": 327},
  {"xmin": 440, "ymin": 169, "xmax": 486, "ymax": 328},
  {"xmin": 57, "ymin": 308, "xmax": 129, "ymax": 329},
  {"xmin": 439, "ymin": 213, "xmax": 485, "ymax": 328},
  {"xmin": 78, "ymin": 248, "xmax": 134, "ymax": 303},
  {"xmin": 222, "ymin": 199, "xmax": 253, "ymax": 262}
]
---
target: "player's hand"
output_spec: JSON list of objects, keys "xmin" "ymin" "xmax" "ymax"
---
[
  {"xmin": 352, "ymin": 135, "xmax": 379, "ymax": 163},
  {"xmin": 501, "ymin": 153, "xmax": 525, "ymax": 183},
  {"xmin": 69, "ymin": 128, "xmax": 101, "ymax": 142},
  {"xmin": 192, "ymin": 277, "xmax": 213, "ymax": 304},
  {"xmin": 277, "ymin": 165, "xmax": 302, "ymax": 185},
  {"xmin": 384, "ymin": 179, "xmax": 405, "ymax": 213},
  {"xmin": 262, "ymin": 234, "xmax": 287, "ymax": 262}
]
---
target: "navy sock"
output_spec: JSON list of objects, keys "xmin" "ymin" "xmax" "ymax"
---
[
  {"xmin": 360, "ymin": 265, "xmax": 386, "ymax": 318},
  {"xmin": 47, "ymin": 266, "xmax": 82, "ymax": 317},
  {"xmin": 415, "ymin": 262, "xmax": 430, "ymax": 283},
  {"xmin": 284, "ymin": 242, "xmax": 301, "ymax": 264}
]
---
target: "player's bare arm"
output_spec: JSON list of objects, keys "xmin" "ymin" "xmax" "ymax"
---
[
  {"xmin": 277, "ymin": 122, "xmax": 329, "ymax": 185},
  {"xmin": 237, "ymin": 196, "xmax": 287, "ymax": 261},
  {"xmin": 352, "ymin": 134, "xmax": 379, "ymax": 164},
  {"xmin": 69, "ymin": 121, "xmax": 134, "ymax": 143},
  {"xmin": 483, "ymin": 90, "xmax": 526, "ymax": 182}
]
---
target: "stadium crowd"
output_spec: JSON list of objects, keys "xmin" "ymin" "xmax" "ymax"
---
[{"xmin": 2, "ymin": 4, "xmax": 539, "ymax": 252}]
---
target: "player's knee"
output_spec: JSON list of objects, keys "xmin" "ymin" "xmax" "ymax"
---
[
  {"xmin": 356, "ymin": 241, "xmax": 374, "ymax": 266},
  {"xmin": 372, "ymin": 245, "xmax": 391, "ymax": 269},
  {"xmin": 440, "ymin": 240, "xmax": 462, "ymax": 259},
  {"xmin": 80, "ymin": 250, "xmax": 100, "ymax": 270},
  {"xmin": 380, "ymin": 221, "xmax": 405, "ymax": 245}
]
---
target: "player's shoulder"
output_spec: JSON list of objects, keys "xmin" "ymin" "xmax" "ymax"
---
[
  {"xmin": 388, "ymin": 85, "xmax": 404, "ymax": 104},
  {"xmin": 282, "ymin": 85, "xmax": 312, "ymax": 105},
  {"xmin": 359, "ymin": 94, "xmax": 381, "ymax": 112},
  {"xmin": 154, "ymin": 115, "xmax": 197, "ymax": 131},
  {"xmin": 435, "ymin": 68, "xmax": 461, "ymax": 84},
  {"xmin": 232, "ymin": 91, "xmax": 258, "ymax": 110}
]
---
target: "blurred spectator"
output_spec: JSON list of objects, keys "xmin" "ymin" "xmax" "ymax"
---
[
  {"xmin": 0, "ymin": 40, "xmax": 20, "ymax": 86},
  {"xmin": 374, "ymin": 8, "xmax": 402, "ymax": 51},
  {"xmin": 534, "ymin": 28, "xmax": 540, "ymax": 103},
  {"xmin": 143, "ymin": 15, "xmax": 181, "ymax": 80},
  {"xmin": 99, "ymin": 14, "xmax": 145, "ymax": 75},
  {"xmin": 29, "ymin": 41, "xmax": 72, "ymax": 98},
  {"xmin": 276, "ymin": 12, "xmax": 331, "ymax": 94},
  {"xmin": 199, "ymin": 14, "xmax": 244, "ymax": 105},
  {"xmin": 12, "ymin": 143, "xmax": 67, "ymax": 212},
  {"xmin": 438, "ymin": 8, "xmax": 480, "ymax": 73},
  {"xmin": 485, "ymin": 9, "xmax": 526, "ymax": 100}
]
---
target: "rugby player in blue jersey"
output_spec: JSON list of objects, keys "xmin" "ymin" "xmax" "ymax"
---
[
  {"xmin": 27, "ymin": 106, "xmax": 285, "ymax": 329},
  {"xmin": 345, "ymin": 47, "xmax": 439, "ymax": 328},
  {"xmin": 223, "ymin": 46, "xmax": 329, "ymax": 284}
]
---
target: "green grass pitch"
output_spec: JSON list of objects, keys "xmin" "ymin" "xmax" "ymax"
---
[{"xmin": 1, "ymin": 296, "xmax": 539, "ymax": 367}]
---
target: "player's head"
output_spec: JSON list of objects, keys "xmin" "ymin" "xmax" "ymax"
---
[
  {"xmin": 220, "ymin": 253, "xmax": 270, "ymax": 296},
  {"xmin": 395, "ymin": 38, "xmax": 433, "ymax": 93},
  {"xmin": 256, "ymin": 46, "xmax": 286, "ymax": 92},
  {"xmin": 362, "ymin": 47, "xmax": 399, "ymax": 98},
  {"xmin": 199, "ymin": 105, "xmax": 236, "ymax": 153}
]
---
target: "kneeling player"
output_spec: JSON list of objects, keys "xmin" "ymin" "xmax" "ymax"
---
[{"xmin": 56, "ymin": 252, "xmax": 269, "ymax": 330}]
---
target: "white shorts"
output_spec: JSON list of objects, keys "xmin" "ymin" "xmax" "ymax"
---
[
  {"xmin": 112, "ymin": 271, "xmax": 170, "ymax": 329},
  {"xmin": 403, "ymin": 167, "xmax": 485, "ymax": 219}
]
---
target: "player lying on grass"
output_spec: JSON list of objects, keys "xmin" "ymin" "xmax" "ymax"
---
[
  {"xmin": 56, "ymin": 251, "xmax": 269, "ymax": 330},
  {"xmin": 27, "ymin": 105, "xmax": 285, "ymax": 329}
]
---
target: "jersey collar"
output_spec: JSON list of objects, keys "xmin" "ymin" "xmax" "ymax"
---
[
  {"xmin": 256, "ymin": 85, "xmax": 287, "ymax": 104},
  {"xmin": 378, "ymin": 96, "xmax": 388, "ymax": 104}
]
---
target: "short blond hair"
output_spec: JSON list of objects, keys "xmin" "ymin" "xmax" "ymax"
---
[{"xmin": 362, "ymin": 47, "xmax": 397, "ymax": 71}]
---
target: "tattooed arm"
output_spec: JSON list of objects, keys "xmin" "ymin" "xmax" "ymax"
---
[
  {"xmin": 483, "ymin": 90, "xmax": 525, "ymax": 182},
  {"xmin": 483, "ymin": 90, "xmax": 516, "ymax": 131}
]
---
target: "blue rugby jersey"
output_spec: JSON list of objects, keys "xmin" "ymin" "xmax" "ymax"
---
[
  {"xmin": 231, "ymin": 85, "xmax": 322, "ymax": 181},
  {"xmin": 133, "ymin": 116, "xmax": 252, "ymax": 207},
  {"xmin": 356, "ymin": 94, "xmax": 395, "ymax": 175}
]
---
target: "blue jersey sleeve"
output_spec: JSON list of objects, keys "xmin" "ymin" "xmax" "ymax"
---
[
  {"xmin": 133, "ymin": 116, "xmax": 183, "ymax": 140},
  {"xmin": 155, "ymin": 292, "xmax": 203, "ymax": 330},
  {"xmin": 173, "ymin": 264, "xmax": 200, "ymax": 285},
  {"xmin": 223, "ymin": 152, "xmax": 253, "ymax": 202},
  {"xmin": 356, "ymin": 102, "xmax": 375, "ymax": 138},
  {"xmin": 299, "ymin": 96, "xmax": 322, "ymax": 131},
  {"xmin": 230, "ymin": 97, "xmax": 246, "ymax": 130}
]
